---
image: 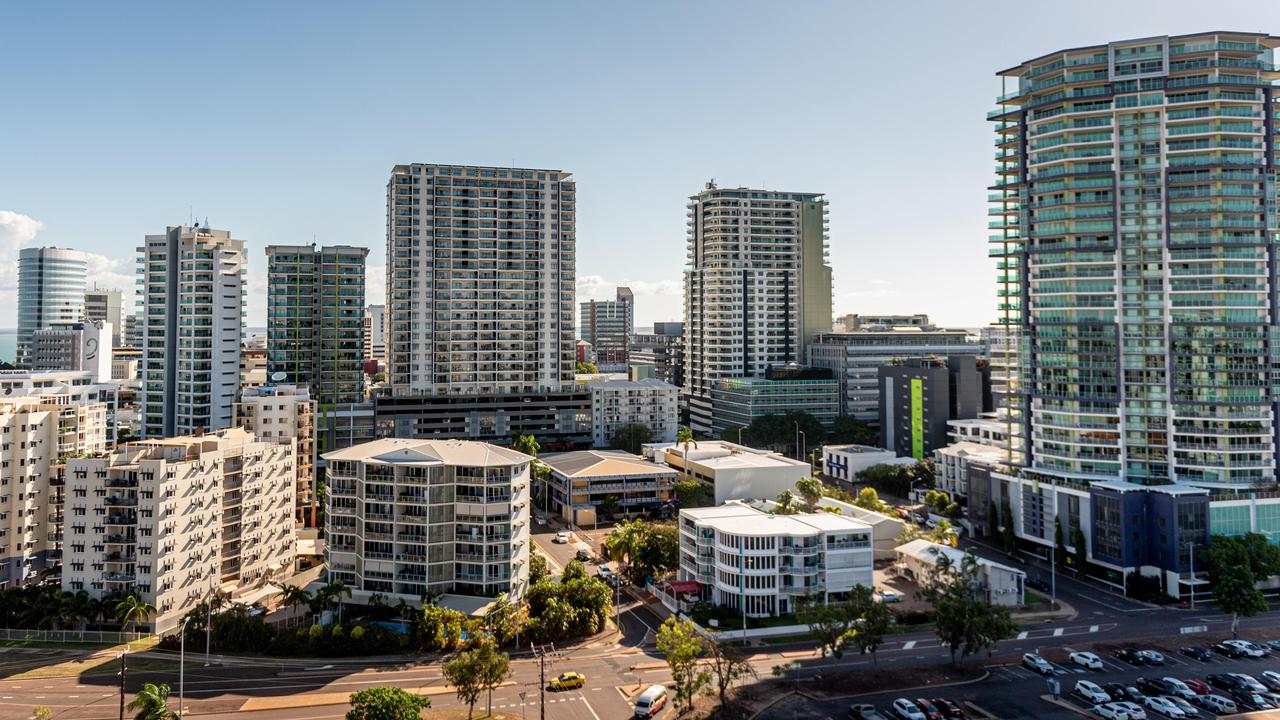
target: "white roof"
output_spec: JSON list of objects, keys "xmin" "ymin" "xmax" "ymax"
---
[
  {"xmin": 934, "ymin": 441, "xmax": 1007, "ymax": 464},
  {"xmin": 896, "ymin": 539, "xmax": 1025, "ymax": 577},
  {"xmin": 672, "ymin": 441, "xmax": 808, "ymax": 470},
  {"xmin": 322, "ymin": 438, "xmax": 532, "ymax": 466},
  {"xmin": 682, "ymin": 501, "xmax": 871, "ymax": 537}
]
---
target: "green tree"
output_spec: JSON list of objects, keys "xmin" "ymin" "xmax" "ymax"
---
[
  {"xmin": 656, "ymin": 617, "xmax": 710, "ymax": 713},
  {"xmin": 1071, "ymin": 526, "xmax": 1087, "ymax": 572},
  {"xmin": 795, "ymin": 477, "xmax": 823, "ymax": 511},
  {"xmin": 676, "ymin": 426, "xmax": 697, "ymax": 486},
  {"xmin": 844, "ymin": 585, "xmax": 894, "ymax": 665},
  {"xmin": 705, "ymin": 635, "xmax": 757, "ymax": 707},
  {"xmin": 604, "ymin": 519, "xmax": 679, "ymax": 583},
  {"xmin": 126, "ymin": 682, "xmax": 174, "ymax": 720},
  {"xmin": 575, "ymin": 361, "xmax": 598, "ymax": 374},
  {"xmin": 443, "ymin": 645, "xmax": 485, "ymax": 719},
  {"xmin": 796, "ymin": 597, "xmax": 853, "ymax": 659},
  {"xmin": 346, "ymin": 687, "xmax": 430, "ymax": 720},
  {"xmin": 921, "ymin": 552, "xmax": 1019, "ymax": 664},
  {"xmin": 673, "ymin": 479, "xmax": 709, "ymax": 508},
  {"xmin": 1053, "ymin": 517, "xmax": 1067, "ymax": 566},
  {"xmin": 279, "ymin": 584, "xmax": 312, "ymax": 627},
  {"xmin": 610, "ymin": 423, "xmax": 654, "ymax": 454},
  {"xmin": 529, "ymin": 552, "xmax": 550, "ymax": 586},
  {"xmin": 999, "ymin": 498, "xmax": 1016, "ymax": 554},
  {"xmin": 775, "ymin": 489, "xmax": 798, "ymax": 514},
  {"xmin": 33, "ymin": 706, "xmax": 51, "ymax": 720},
  {"xmin": 853, "ymin": 487, "xmax": 893, "ymax": 515},
  {"xmin": 829, "ymin": 416, "xmax": 877, "ymax": 445},
  {"xmin": 512, "ymin": 433, "xmax": 540, "ymax": 458},
  {"xmin": 1202, "ymin": 536, "xmax": 1274, "ymax": 638},
  {"xmin": 115, "ymin": 594, "xmax": 156, "ymax": 634},
  {"xmin": 740, "ymin": 411, "xmax": 825, "ymax": 456},
  {"xmin": 599, "ymin": 494, "xmax": 621, "ymax": 519},
  {"xmin": 987, "ymin": 500, "xmax": 998, "ymax": 534}
]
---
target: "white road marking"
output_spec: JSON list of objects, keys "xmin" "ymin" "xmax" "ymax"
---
[
  {"xmin": 1017, "ymin": 631, "xmax": 1029, "ymax": 640},
  {"xmin": 902, "ymin": 641, "xmax": 916, "ymax": 650},
  {"xmin": 580, "ymin": 693, "xmax": 604, "ymax": 720},
  {"xmin": 1053, "ymin": 628, "xmax": 1064, "ymax": 637},
  {"xmin": 1089, "ymin": 625, "xmax": 1099, "ymax": 632}
]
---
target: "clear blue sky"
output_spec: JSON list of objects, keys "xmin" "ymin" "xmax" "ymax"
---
[{"xmin": 2, "ymin": 0, "xmax": 1278, "ymax": 329}]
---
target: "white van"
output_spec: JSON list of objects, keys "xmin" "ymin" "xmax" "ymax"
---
[{"xmin": 634, "ymin": 684, "xmax": 668, "ymax": 717}]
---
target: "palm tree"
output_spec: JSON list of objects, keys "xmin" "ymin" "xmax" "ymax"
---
[
  {"xmin": 676, "ymin": 426, "xmax": 697, "ymax": 486},
  {"xmin": 512, "ymin": 433, "xmax": 540, "ymax": 458},
  {"xmin": 795, "ymin": 476, "xmax": 823, "ymax": 511},
  {"xmin": 126, "ymin": 682, "xmax": 174, "ymax": 720},
  {"xmin": 115, "ymin": 594, "xmax": 157, "ymax": 635},
  {"xmin": 278, "ymin": 584, "xmax": 312, "ymax": 627},
  {"xmin": 776, "ymin": 490, "xmax": 797, "ymax": 514}
]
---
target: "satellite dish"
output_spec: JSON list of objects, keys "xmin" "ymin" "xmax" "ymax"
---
[{"xmin": 270, "ymin": 371, "xmax": 287, "ymax": 383}]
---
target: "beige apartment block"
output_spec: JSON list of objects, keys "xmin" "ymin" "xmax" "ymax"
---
[
  {"xmin": 0, "ymin": 394, "xmax": 108, "ymax": 587},
  {"xmin": 234, "ymin": 384, "xmax": 317, "ymax": 525},
  {"xmin": 62, "ymin": 428, "xmax": 295, "ymax": 634}
]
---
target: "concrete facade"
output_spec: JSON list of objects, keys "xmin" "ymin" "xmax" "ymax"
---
[
  {"xmin": 661, "ymin": 440, "xmax": 809, "ymax": 505},
  {"xmin": 589, "ymin": 378, "xmax": 679, "ymax": 447}
]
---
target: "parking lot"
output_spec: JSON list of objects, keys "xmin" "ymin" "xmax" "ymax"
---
[{"xmin": 762, "ymin": 640, "xmax": 1280, "ymax": 720}]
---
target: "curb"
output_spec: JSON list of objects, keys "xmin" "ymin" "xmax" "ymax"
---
[
  {"xmin": 746, "ymin": 689, "xmax": 797, "ymax": 720},
  {"xmin": 813, "ymin": 669, "xmax": 992, "ymax": 700}
]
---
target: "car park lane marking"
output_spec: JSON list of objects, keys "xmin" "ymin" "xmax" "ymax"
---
[
  {"xmin": 1053, "ymin": 628, "xmax": 1064, "ymax": 637},
  {"xmin": 902, "ymin": 641, "xmax": 916, "ymax": 650},
  {"xmin": 1089, "ymin": 625, "xmax": 1099, "ymax": 632},
  {"xmin": 1017, "ymin": 631, "xmax": 1029, "ymax": 640}
]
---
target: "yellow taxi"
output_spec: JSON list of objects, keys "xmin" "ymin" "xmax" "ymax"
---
[{"xmin": 549, "ymin": 672, "xmax": 586, "ymax": 691}]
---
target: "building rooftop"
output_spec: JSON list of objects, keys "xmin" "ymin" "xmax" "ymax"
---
[
  {"xmin": 825, "ymin": 444, "xmax": 893, "ymax": 455},
  {"xmin": 322, "ymin": 438, "xmax": 531, "ymax": 467},
  {"xmin": 936, "ymin": 442, "xmax": 1008, "ymax": 465},
  {"xmin": 669, "ymin": 441, "xmax": 808, "ymax": 471},
  {"xmin": 589, "ymin": 378, "xmax": 678, "ymax": 391},
  {"xmin": 896, "ymin": 539, "xmax": 1025, "ymax": 577},
  {"xmin": 540, "ymin": 449, "xmax": 677, "ymax": 479},
  {"xmin": 682, "ymin": 501, "xmax": 871, "ymax": 537}
]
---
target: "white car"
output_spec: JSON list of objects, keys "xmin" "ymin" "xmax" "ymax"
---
[
  {"xmin": 1260, "ymin": 670, "xmax": 1280, "ymax": 691},
  {"xmin": 1071, "ymin": 651, "xmax": 1104, "ymax": 670},
  {"xmin": 1166, "ymin": 697, "xmax": 1200, "ymax": 718},
  {"xmin": 1159, "ymin": 678, "xmax": 1196, "ymax": 702},
  {"xmin": 1142, "ymin": 696, "xmax": 1185, "ymax": 719},
  {"xmin": 1193, "ymin": 695, "xmax": 1236, "ymax": 715},
  {"xmin": 1076, "ymin": 680, "xmax": 1110, "ymax": 704},
  {"xmin": 1022, "ymin": 653, "xmax": 1055, "ymax": 676},
  {"xmin": 1094, "ymin": 703, "xmax": 1132, "ymax": 720},
  {"xmin": 891, "ymin": 698, "xmax": 925, "ymax": 720},
  {"xmin": 1221, "ymin": 640, "xmax": 1265, "ymax": 658},
  {"xmin": 553, "ymin": 531, "xmax": 570, "ymax": 544},
  {"xmin": 1116, "ymin": 701, "xmax": 1147, "ymax": 720}
]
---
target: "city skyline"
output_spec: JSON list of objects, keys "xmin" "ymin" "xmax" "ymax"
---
[{"xmin": 8, "ymin": 2, "xmax": 1280, "ymax": 330}]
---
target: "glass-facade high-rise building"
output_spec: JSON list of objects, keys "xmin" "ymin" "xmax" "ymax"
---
[
  {"xmin": 17, "ymin": 247, "xmax": 87, "ymax": 368},
  {"xmin": 984, "ymin": 32, "xmax": 1280, "ymax": 596},
  {"xmin": 265, "ymin": 244, "xmax": 369, "ymax": 405}
]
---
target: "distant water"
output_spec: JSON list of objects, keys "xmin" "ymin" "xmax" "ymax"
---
[{"xmin": 0, "ymin": 329, "xmax": 14, "ymax": 365}]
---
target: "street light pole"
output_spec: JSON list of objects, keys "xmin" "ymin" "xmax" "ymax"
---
[
  {"xmin": 1050, "ymin": 477, "xmax": 1057, "ymax": 606},
  {"xmin": 179, "ymin": 615, "xmax": 189, "ymax": 718}
]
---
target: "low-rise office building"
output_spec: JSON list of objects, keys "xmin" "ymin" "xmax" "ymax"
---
[
  {"xmin": 374, "ymin": 391, "xmax": 590, "ymax": 450},
  {"xmin": 710, "ymin": 365, "xmax": 839, "ymax": 435},
  {"xmin": 661, "ymin": 440, "xmax": 809, "ymax": 505},
  {"xmin": 539, "ymin": 449, "xmax": 677, "ymax": 526},
  {"xmin": 820, "ymin": 444, "xmax": 903, "ymax": 482},
  {"xmin": 589, "ymin": 378, "xmax": 678, "ymax": 447},
  {"xmin": 61, "ymin": 429, "xmax": 296, "ymax": 633},
  {"xmin": 895, "ymin": 539, "xmax": 1024, "ymax": 606},
  {"xmin": 933, "ymin": 441, "xmax": 1007, "ymax": 499},
  {"xmin": 322, "ymin": 438, "xmax": 533, "ymax": 609},
  {"xmin": 678, "ymin": 501, "xmax": 874, "ymax": 616}
]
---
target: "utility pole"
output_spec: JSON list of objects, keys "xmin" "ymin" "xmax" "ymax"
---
[
  {"xmin": 117, "ymin": 649, "xmax": 128, "ymax": 720},
  {"xmin": 532, "ymin": 643, "xmax": 546, "ymax": 720}
]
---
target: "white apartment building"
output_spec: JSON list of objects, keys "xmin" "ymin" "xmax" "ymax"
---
[
  {"xmin": 366, "ymin": 304, "xmax": 386, "ymax": 367},
  {"xmin": 17, "ymin": 247, "xmax": 88, "ymax": 368},
  {"xmin": 934, "ymin": 442, "xmax": 1008, "ymax": 499},
  {"xmin": 62, "ymin": 429, "xmax": 295, "ymax": 634},
  {"xmin": 322, "ymin": 438, "xmax": 532, "ymax": 609},
  {"xmin": 83, "ymin": 288, "xmax": 124, "ymax": 346},
  {"xmin": 678, "ymin": 501, "xmax": 873, "ymax": 617},
  {"xmin": 234, "ymin": 384, "xmax": 316, "ymax": 525},
  {"xmin": 0, "ymin": 393, "xmax": 108, "ymax": 587},
  {"xmin": 661, "ymin": 440, "xmax": 809, "ymax": 505},
  {"xmin": 385, "ymin": 164, "xmax": 575, "ymax": 394},
  {"xmin": 683, "ymin": 183, "xmax": 833, "ymax": 433},
  {"xmin": 0, "ymin": 370, "xmax": 119, "ymax": 447},
  {"xmin": 29, "ymin": 321, "xmax": 113, "ymax": 382},
  {"xmin": 139, "ymin": 225, "xmax": 246, "ymax": 438},
  {"xmin": 589, "ymin": 378, "xmax": 678, "ymax": 447}
]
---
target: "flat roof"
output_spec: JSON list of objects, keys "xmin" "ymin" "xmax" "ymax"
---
[
  {"xmin": 936, "ymin": 442, "xmax": 1008, "ymax": 464},
  {"xmin": 896, "ymin": 539, "xmax": 1025, "ymax": 577},
  {"xmin": 682, "ymin": 501, "xmax": 870, "ymax": 536},
  {"xmin": 540, "ymin": 449, "xmax": 677, "ymax": 479},
  {"xmin": 671, "ymin": 441, "xmax": 808, "ymax": 470},
  {"xmin": 824, "ymin": 444, "xmax": 894, "ymax": 454}
]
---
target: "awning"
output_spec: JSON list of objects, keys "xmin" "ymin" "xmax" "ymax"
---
[{"xmin": 667, "ymin": 581, "xmax": 701, "ymax": 593}]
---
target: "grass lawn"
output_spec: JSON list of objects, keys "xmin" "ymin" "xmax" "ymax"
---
[
  {"xmin": 690, "ymin": 605, "xmax": 800, "ymax": 630},
  {"xmin": 1024, "ymin": 591, "xmax": 1049, "ymax": 604}
]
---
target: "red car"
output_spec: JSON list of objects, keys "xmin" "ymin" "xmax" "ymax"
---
[
  {"xmin": 1183, "ymin": 678, "xmax": 1213, "ymax": 695},
  {"xmin": 914, "ymin": 698, "xmax": 944, "ymax": 720}
]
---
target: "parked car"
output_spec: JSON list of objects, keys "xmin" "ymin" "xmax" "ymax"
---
[
  {"xmin": 1158, "ymin": 678, "xmax": 1196, "ymax": 701},
  {"xmin": 1182, "ymin": 679, "xmax": 1212, "ymax": 696},
  {"xmin": 1239, "ymin": 640, "xmax": 1270, "ymax": 656},
  {"xmin": 1228, "ymin": 673, "xmax": 1269, "ymax": 694},
  {"xmin": 1166, "ymin": 696, "xmax": 1201, "ymax": 718},
  {"xmin": 549, "ymin": 672, "xmax": 586, "ymax": 691},
  {"xmin": 1192, "ymin": 695, "xmax": 1236, "ymax": 715},
  {"xmin": 1207, "ymin": 674, "xmax": 1246, "ymax": 693},
  {"xmin": 1103, "ymin": 683, "xmax": 1130, "ymax": 702},
  {"xmin": 1141, "ymin": 696, "xmax": 1185, "ymax": 719},
  {"xmin": 1114, "ymin": 649, "xmax": 1146, "ymax": 665},
  {"xmin": 1136, "ymin": 650, "xmax": 1165, "ymax": 665},
  {"xmin": 913, "ymin": 698, "xmax": 943, "ymax": 720},
  {"xmin": 848, "ymin": 704, "xmax": 889, "ymax": 720},
  {"xmin": 1071, "ymin": 651, "xmax": 1105, "ymax": 670},
  {"xmin": 929, "ymin": 698, "xmax": 965, "ymax": 719},
  {"xmin": 1115, "ymin": 701, "xmax": 1147, "ymax": 720},
  {"xmin": 877, "ymin": 590, "xmax": 902, "ymax": 603},
  {"xmin": 1219, "ymin": 639, "xmax": 1266, "ymax": 658},
  {"xmin": 1179, "ymin": 647, "xmax": 1213, "ymax": 662},
  {"xmin": 1076, "ymin": 681, "xmax": 1111, "ymax": 705},
  {"xmin": 553, "ymin": 531, "xmax": 571, "ymax": 544},
  {"xmin": 1023, "ymin": 653, "xmax": 1055, "ymax": 676},
  {"xmin": 1266, "ymin": 640, "xmax": 1280, "ymax": 653},
  {"xmin": 1120, "ymin": 687, "xmax": 1147, "ymax": 704},
  {"xmin": 1093, "ymin": 702, "xmax": 1132, "ymax": 720},
  {"xmin": 1229, "ymin": 690, "xmax": 1275, "ymax": 712},
  {"xmin": 1135, "ymin": 678, "xmax": 1168, "ymax": 696},
  {"xmin": 1259, "ymin": 670, "xmax": 1280, "ymax": 691},
  {"xmin": 891, "ymin": 698, "xmax": 926, "ymax": 720}
]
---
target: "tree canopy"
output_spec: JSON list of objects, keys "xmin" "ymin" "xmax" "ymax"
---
[
  {"xmin": 656, "ymin": 617, "xmax": 710, "ymax": 712},
  {"xmin": 920, "ymin": 551, "xmax": 1018, "ymax": 663},
  {"xmin": 346, "ymin": 687, "xmax": 431, "ymax": 720},
  {"xmin": 610, "ymin": 423, "xmax": 654, "ymax": 454},
  {"xmin": 740, "ymin": 411, "xmax": 825, "ymax": 454},
  {"xmin": 829, "ymin": 416, "xmax": 877, "ymax": 445}
]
